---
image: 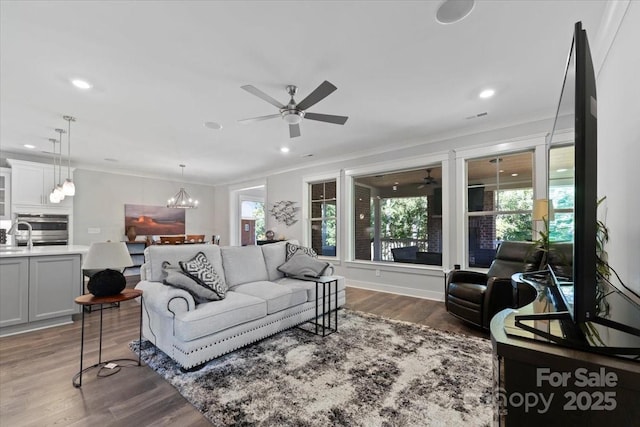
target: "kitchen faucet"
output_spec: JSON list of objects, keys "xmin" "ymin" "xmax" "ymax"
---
[{"xmin": 7, "ymin": 220, "xmax": 33, "ymax": 250}]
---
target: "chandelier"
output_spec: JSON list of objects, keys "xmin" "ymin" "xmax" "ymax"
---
[
  {"xmin": 48, "ymin": 138, "xmax": 61, "ymax": 203},
  {"xmin": 167, "ymin": 164, "xmax": 199, "ymax": 209},
  {"xmin": 51, "ymin": 128, "xmax": 66, "ymax": 202},
  {"xmin": 62, "ymin": 115, "xmax": 76, "ymax": 196}
]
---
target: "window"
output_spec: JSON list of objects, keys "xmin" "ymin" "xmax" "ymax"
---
[
  {"xmin": 548, "ymin": 145, "xmax": 575, "ymax": 242},
  {"xmin": 466, "ymin": 152, "xmax": 534, "ymax": 267},
  {"xmin": 353, "ymin": 166, "xmax": 443, "ymax": 265},
  {"xmin": 309, "ymin": 180, "xmax": 337, "ymax": 256}
]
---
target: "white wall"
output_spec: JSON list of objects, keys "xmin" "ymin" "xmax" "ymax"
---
[
  {"xmin": 73, "ymin": 169, "xmax": 217, "ymax": 245},
  {"xmin": 597, "ymin": 2, "xmax": 640, "ymax": 294}
]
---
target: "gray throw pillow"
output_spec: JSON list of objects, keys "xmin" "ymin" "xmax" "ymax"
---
[
  {"xmin": 179, "ymin": 252, "xmax": 228, "ymax": 300},
  {"xmin": 286, "ymin": 242, "xmax": 318, "ymax": 261},
  {"xmin": 278, "ymin": 251, "xmax": 331, "ymax": 278},
  {"xmin": 161, "ymin": 261, "xmax": 223, "ymax": 303}
]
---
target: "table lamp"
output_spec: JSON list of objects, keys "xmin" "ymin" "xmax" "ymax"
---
[{"xmin": 82, "ymin": 242, "xmax": 134, "ymax": 297}]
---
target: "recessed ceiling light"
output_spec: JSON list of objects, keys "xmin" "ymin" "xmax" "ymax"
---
[
  {"xmin": 71, "ymin": 79, "xmax": 92, "ymax": 90},
  {"xmin": 280, "ymin": 147, "xmax": 290, "ymax": 153},
  {"xmin": 479, "ymin": 89, "xmax": 495, "ymax": 99},
  {"xmin": 511, "ymin": 173, "xmax": 518, "ymax": 177},
  {"xmin": 204, "ymin": 121, "xmax": 222, "ymax": 130},
  {"xmin": 436, "ymin": 0, "xmax": 475, "ymax": 24},
  {"xmin": 24, "ymin": 144, "xmax": 35, "ymax": 149}
]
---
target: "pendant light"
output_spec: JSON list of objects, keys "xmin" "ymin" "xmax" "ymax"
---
[
  {"xmin": 53, "ymin": 128, "xmax": 66, "ymax": 201},
  {"xmin": 48, "ymin": 138, "xmax": 61, "ymax": 203},
  {"xmin": 62, "ymin": 115, "xmax": 76, "ymax": 196},
  {"xmin": 167, "ymin": 164, "xmax": 199, "ymax": 209}
]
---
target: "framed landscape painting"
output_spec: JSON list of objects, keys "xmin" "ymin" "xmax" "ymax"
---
[{"xmin": 124, "ymin": 204, "xmax": 185, "ymax": 235}]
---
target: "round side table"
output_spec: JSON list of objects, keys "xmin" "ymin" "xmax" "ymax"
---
[{"xmin": 73, "ymin": 288, "xmax": 143, "ymax": 387}]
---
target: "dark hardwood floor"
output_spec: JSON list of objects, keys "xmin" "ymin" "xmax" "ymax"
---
[{"xmin": 0, "ymin": 279, "xmax": 487, "ymax": 426}]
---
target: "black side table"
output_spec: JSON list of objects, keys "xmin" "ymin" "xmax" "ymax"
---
[
  {"xmin": 72, "ymin": 288, "xmax": 143, "ymax": 387},
  {"xmin": 296, "ymin": 276, "xmax": 339, "ymax": 337}
]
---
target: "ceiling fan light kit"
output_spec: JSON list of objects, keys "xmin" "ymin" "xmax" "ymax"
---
[{"xmin": 239, "ymin": 80, "xmax": 348, "ymax": 138}]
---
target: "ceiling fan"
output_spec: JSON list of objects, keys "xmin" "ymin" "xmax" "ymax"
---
[
  {"xmin": 418, "ymin": 169, "xmax": 438, "ymax": 189},
  {"xmin": 238, "ymin": 81, "xmax": 349, "ymax": 138}
]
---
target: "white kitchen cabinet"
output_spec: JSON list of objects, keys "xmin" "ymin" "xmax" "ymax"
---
[
  {"xmin": 7, "ymin": 159, "xmax": 73, "ymax": 210},
  {"xmin": 0, "ymin": 167, "xmax": 11, "ymax": 220},
  {"xmin": 29, "ymin": 255, "xmax": 80, "ymax": 321},
  {"xmin": 0, "ymin": 257, "xmax": 29, "ymax": 327},
  {"xmin": 0, "ymin": 253, "xmax": 82, "ymax": 335}
]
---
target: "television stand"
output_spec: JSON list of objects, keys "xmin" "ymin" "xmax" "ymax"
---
[{"xmin": 491, "ymin": 309, "xmax": 640, "ymax": 425}]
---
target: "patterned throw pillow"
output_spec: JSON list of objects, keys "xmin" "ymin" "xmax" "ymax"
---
[
  {"xmin": 179, "ymin": 252, "xmax": 228, "ymax": 300},
  {"xmin": 161, "ymin": 261, "xmax": 223, "ymax": 303},
  {"xmin": 286, "ymin": 242, "xmax": 318, "ymax": 261}
]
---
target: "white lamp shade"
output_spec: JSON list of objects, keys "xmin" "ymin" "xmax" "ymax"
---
[
  {"xmin": 533, "ymin": 199, "xmax": 555, "ymax": 221},
  {"xmin": 83, "ymin": 242, "xmax": 134, "ymax": 270},
  {"xmin": 62, "ymin": 179, "xmax": 75, "ymax": 196},
  {"xmin": 532, "ymin": 199, "xmax": 548, "ymax": 221},
  {"xmin": 49, "ymin": 189, "xmax": 61, "ymax": 203},
  {"xmin": 53, "ymin": 184, "xmax": 65, "ymax": 201}
]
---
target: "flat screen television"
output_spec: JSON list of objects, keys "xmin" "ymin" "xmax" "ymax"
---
[
  {"xmin": 512, "ymin": 21, "xmax": 639, "ymax": 357},
  {"xmin": 547, "ymin": 21, "xmax": 598, "ymax": 324}
]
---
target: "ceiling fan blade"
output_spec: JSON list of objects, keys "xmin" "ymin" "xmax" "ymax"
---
[
  {"xmin": 238, "ymin": 113, "xmax": 281, "ymax": 124},
  {"xmin": 417, "ymin": 184, "xmax": 425, "ymax": 189},
  {"xmin": 289, "ymin": 123, "xmax": 301, "ymax": 138},
  {"xmin": 304, "ymin": 112, "xmax": 348, "ymax": 125},
  {"xmin": 296, "ymin": 80, "xmax": 337, "ymax": 111},
  {"xmin": 241, "ymin": 85, "xmax": 285, "ymax": 109}
]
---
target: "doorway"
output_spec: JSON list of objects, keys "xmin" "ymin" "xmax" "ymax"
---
[
  {"xmin": 240, "ymin": 199, "xmax": 265, "ymax": 245},
  {"xmin": 229, "ymin": 182, "xmax": 266, "ymax": 246}
]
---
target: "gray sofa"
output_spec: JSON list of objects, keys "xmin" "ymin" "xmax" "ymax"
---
[{"xmin": 135, "ymin": 240, "xmax": 346, "ymax": 369}]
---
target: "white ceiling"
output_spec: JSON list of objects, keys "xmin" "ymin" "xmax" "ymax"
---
[{"xmin": 0, "ymin": 1, "xmax": 609, "ymax": 186}]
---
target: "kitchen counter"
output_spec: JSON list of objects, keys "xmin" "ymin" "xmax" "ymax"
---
[{"xmin": 0, "ymin": 245, "xmax": 89, "ymax": 257}]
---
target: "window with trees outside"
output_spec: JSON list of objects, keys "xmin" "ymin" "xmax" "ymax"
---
[
  {"xmin": 467, "ymin": 152, "xmax": 534, "ymax": 268},
  {"xmin": 353, "ymin": 166, "xmax": 443, "ymax": 265},
  {"xmin": 310, "ymin": 180, "xmax": 337, "ymax": 256},
  {"xmin": 548, "ymin": 145, "xmax": 575, "ymax": 242}
]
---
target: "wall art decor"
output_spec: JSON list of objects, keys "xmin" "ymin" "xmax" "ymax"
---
[
  {"xmin": 269, "ymin": 201, "xmax": 298, "ymax": 226},
  {"xmin": 125, "ymin": 204, "xmax": 185, "ymax": 236}
]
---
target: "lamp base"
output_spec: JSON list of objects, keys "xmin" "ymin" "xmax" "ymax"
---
[{"xmin": 87, "ymin": 269, "xmax": 127, "ymax": 297}]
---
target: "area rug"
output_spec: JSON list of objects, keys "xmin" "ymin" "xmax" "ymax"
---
[{"xmin": 130, "ymin": 310, "xmax": 493, "ymax": 426}]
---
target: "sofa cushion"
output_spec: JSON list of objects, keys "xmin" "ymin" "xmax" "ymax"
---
[
  {"xmin": 173, "ymin": 291, "xmax": 267, "ymax": 342},
  {"xmin": 220, "ymin": 246, "xmax": 269, "ymax": 287},
  {"xmin": 144, "ymin": 244, "xmax": 226, "ymax": 287},
  {"xmin": 277, "ymin": 251, "xmax": 331, "ymax": 278},
  {"xmin": 162, "ymin": 261, "xmax": 224, "ymax": 303},
  {"xmin": 231, "ymin": 281, "xmax": 308, "ymax": 314},
  {"xmin": 179, "ymin": 252, "xmax": 228, "ymax": 300},
  {"xmin": 274, "ymin": 276, "xmax": 346, "ymax": 301},
  {"xmin": 286, "ymin": 242, "xmax": 317, "ymax": 261},
  {"xmin": 261, "ymin": 240, "xmax": 288, "ymax": 281}
]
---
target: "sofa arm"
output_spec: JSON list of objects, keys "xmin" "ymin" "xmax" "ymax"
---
[{"xmin": 135, "ymin": 280, "xmax": 196, "ymax": 317}]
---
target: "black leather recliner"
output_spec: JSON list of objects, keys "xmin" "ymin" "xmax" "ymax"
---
[{"xmin": 445, "ymin": 241, "xmax": 544, "ymax": 329}]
